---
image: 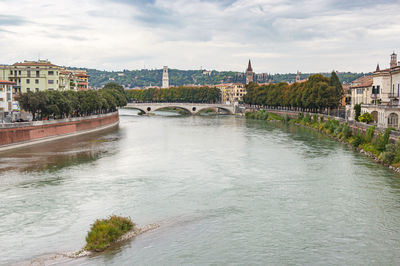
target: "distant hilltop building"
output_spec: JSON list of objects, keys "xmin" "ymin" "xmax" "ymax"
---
[
  {"xmin": 0, "ymin": 60, "xmax": 89, "ymax": 93},
  {"xmin": 162, "ymin": 66, "xmax": 169, "ymax": 88},
  {"xmin": 245, "ymin": 60, "xmax": 253, "ymax": 84}
]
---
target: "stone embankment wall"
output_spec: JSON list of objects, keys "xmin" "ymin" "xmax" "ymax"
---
[
  {"xmin": 0, "ymin": 112, "xmax": 119, "ymax": 148},
  {"xmin": 252, "ymin": 108, "xmax": 400, "ymax": 141}
]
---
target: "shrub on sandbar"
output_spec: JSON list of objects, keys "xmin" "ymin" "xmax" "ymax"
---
[{"xmin": 85, "ymin": 215, "xmax": 135, "ymax": 251}]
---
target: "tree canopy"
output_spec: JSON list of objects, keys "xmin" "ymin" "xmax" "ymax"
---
[
  {"xmin": 126, "ymin": 86, "xmax": 221, "ymax": 103},
  {"xmin": 243, "ymin": 74, "xmax": 343, "ymax": 111},
  {"xmin": 18, "ymin": 83, "xmax": 127, "ymax": 120}
]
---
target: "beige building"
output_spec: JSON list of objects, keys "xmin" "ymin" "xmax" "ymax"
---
[
  {"xmin": 217, "ymin": 83, "xmax": 246, "ymax": 103},
  {"xmin": 348, "ymin": 52, "xmax": 400, "ymax": 128},
  {"xmin": 0, "ymin": 80, "xmax": 16, "ymax": 122}
]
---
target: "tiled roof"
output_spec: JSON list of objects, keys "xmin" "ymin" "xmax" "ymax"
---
[
  {"xmin": 0, "ymin": 80, "xmax": 16, "ymax": 85},
  {"xmin": 350, "ymin": 75, "xmax": 372, "ymax": 88},
  {"xmin": 13, "ymin": 62, "xmax": 58, "ymax": 67}
]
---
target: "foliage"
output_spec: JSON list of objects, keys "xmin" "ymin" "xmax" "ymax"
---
[
  {"xmin": 341, "ymin": 123, "xmax": 353, "ymax": 139},
  {"xmin": 126, "ymin": 86, "xmax": 220, "ymax": 103},
  {"xmin": 17, "ymin": 83, "xmax": 127, "ymax": 120},
  {"xmin": 358, "ymin": 112, "xmax": 373, "ymax": 123},
  {"xmin": 354, "ymin": 104, "xmax": 361, "ymax": 121},
  {"xmin": 243, "ymin": 74, "xmax": 343, "ymax": 110},
  {"xmin": 365, "ymin": 126, "xmax": 376, "ymax": 143},
  {"xmin": 376, "ymin": 128, "xmax": 392, "ymax": 152},
  {"xmin": 352, "ymin": 132, "xmax": 364, "ymax": 148},
  {"xmin": 85, "ymin": 215, "xmax": 134, "ymax": 251}
]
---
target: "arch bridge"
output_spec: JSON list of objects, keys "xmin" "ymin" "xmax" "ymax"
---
[{"xmin": 126, "ymin": 102, "xmax": 236, "ymax": 115}]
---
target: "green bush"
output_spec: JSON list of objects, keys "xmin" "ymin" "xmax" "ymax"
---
[
  {"xmin": 352, "ymin": 131, "xmax": 364, "ymax": 148},
  {"xmin": 303, "ymin": 113, "xmax": 311, "ymax": 123},
  {"xmin": 341, "ymin": 123, "xmax": 352, "ymax": 139},
  {"xmin": 320, "ymin": 116, "xmax": 324, "ymax": 123},
  {"xmin": 377, "ymin": 128, "xmax": 392, "ymax": 152},
  {"xmin": 381, "ymin": 144, "xmax": 396, "ymax": 164},
  {"xmin": 85, "ymin": 216, "xmax": 135, "ymax": 251},
  {"xmin": 297, "ymin": 112, "xmax": 304, "ymax": 121},
  {"xmin": 359, "ymin": 112, "xmax": 373, "ymax": 123},
  {"xmin": 365, "ymin": 126, "xmax": 376, "ymax": 143}
]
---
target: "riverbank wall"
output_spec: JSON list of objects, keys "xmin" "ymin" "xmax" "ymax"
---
[
  {"xmin": 251, "ymin": 108, "xmax": 400, "ymax": 141},
  {"xmin": 0, "ymin": 112, "xmax": 119, "ymax": 151}
]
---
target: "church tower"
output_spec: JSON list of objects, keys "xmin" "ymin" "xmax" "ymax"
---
[
  {"xmin": 245, "ymin": 60, "xmax": 253, "ymax": 84},
  {"xmin": 162, "ymin": 66, "xmax": 169, "ymax": 88},
  {"xmin": 390, "ymin": 52, "xmax": 397, "ymax": 69}
]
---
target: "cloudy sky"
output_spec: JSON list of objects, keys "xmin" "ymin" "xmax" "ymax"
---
[{"xmin": 0, "ymin": 0, "xmax": 399, "ymax": 73}]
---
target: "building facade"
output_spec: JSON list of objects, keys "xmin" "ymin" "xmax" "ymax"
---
[
  {"xmin": 0, "ymin": 80, "xmax": 16, "ymax": 122},
  {"xmin": 217, "ymin": 83, "xmax": 246, "ymax": 103},
  {"xmin": 348, "ymin": 52, "xmax": 400, "ymax": 128},
  {"xmin": 0, "ymin": 60, "xmax": 90, "ymax": 94}
]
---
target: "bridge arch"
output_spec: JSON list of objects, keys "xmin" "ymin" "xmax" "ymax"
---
[
  {"xmin": 153, "ymin": 106, "xmax": 192, "ymax": 115},
  {"xmin": 126, "ymin": 107, "xmax": 147, "ymax": 114},
  {"xmin": 196, "ymin": 106, "xmax": 233, "ymax": 115}
]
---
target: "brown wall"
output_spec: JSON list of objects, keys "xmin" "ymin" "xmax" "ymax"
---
[{"xmin": 0, "ymin": 112, "xmax": 119, "ymax": 146}]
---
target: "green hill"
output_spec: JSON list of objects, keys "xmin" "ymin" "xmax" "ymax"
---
[{"xmin": 66, "ymin": 67, "xmax": 368, "ymax": 88}]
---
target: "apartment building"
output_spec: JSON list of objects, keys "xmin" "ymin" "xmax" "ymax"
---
[
  {"xmin": 0, "ymin": 60, "xmax": 90, "ymax": 94},
  {"xmin": 216, "ymin": 83, "xmax": 246, "ymax": 103}
]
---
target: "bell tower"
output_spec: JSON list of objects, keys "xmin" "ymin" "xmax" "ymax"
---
[
  {"xmin": 245, "ymin": 60, "xmax": 253, "ymax": 84},
  {"xmin": 390, "ymin": 52, "xmax": 397, "ymax": 69},
  {"xmin": 162, "ymin": 66, "xmax": 169, "ymax": 88}
]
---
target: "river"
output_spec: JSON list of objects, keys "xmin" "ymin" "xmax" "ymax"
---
[{"xmin": 1, "ymin": 109, "xmax": 400, "ymax": 265}]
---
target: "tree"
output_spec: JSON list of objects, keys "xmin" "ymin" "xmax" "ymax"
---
[
  {"xmin": 329, "ymin": 71, "xmax": 343, "ymax": 107},
  {"xmin": 354, "ymin": 104, "xmax": 361, "ymax": 121}
]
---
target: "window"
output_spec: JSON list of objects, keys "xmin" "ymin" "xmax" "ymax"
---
[
  {"xmin": 36, "ymin": 71, "xmax": 40, "ymax": 77},
  {"xmin": 18, "ymin": 70, "xmax": 21, "ymax": 75},
  {"xmin": 27, "ymin": 70, "xmax": 31, "ymax": 77},
  {"xmin": 27, "ymin": 79, "xmax": 30, "ymax": 84},
  {"xmin": 377, "ymin": 85, "xmax": 380, "ymax": 94},
  {"xmin": 48, "ymin": 80, "xmax": 54, "ymax": 84},
  {"xmin": 10, "ymin": 70, "xmax": 13, "ymax": 75},
  {"xmin": 35, "ymin": 79, "xmax": 39, "ymax": 84},
  {"xmin": 35, "ymin": 88, "xmax": 39, "ymax": 92},
  {"xmin": 48, "ymin": 88, "xmax": 54, "ymax": 91},
  {"xmin": 27, "ymin": 88, "xmax": 30, "ymax": 92},
  {"xmin": 48, "ymin": 71, "xmax": 54, "ymax": 75}
]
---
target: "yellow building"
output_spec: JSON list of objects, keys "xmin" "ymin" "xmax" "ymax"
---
[
  {"xmin": 0, "ymin": 60, "xmax": 89, "ymax": 94},
  {"xmin": 0, "ymin": 60, "xmax": 64, "ymax": 93},
  {"xmin": 216, "ymin": 83, "xmax": 246, "ymax": 103}
]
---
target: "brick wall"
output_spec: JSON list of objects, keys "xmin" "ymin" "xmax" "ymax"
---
[{"xmin": 0, "ymin": 112, "xmax": 119, "ymax": 146}]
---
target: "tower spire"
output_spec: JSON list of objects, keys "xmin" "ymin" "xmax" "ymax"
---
[
  {"xmin": 247, "ymin": 59, "xmax": 253, "ymax": 72},
  {"xmin": 376, "ymin": 63, "xmax": 380, "ymax": 72}
]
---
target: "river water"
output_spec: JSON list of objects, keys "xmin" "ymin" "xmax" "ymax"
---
[{"xmin": 1, "ymin": 109, "xmax": 400, "ymax": 265}]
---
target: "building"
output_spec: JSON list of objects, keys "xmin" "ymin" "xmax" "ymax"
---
[
  {"xmin": 245, "ymin": 60, "xmax": 253, "ymax": 84},
  {"xmin": 0, "ymin": 60, "xmax": 63, "ymax": 93},
  {"xmin": 162, "ymin": 66, "xmax": 169, "ymax": 88},
  {"xmin": 0, "ymin": 80, "xmax": 16, "ymax": 122},
  {"xmin": 348, "ymin": 52, "xmax": 400, "ymax": 128},
  {"xmin": 74, "ymin": 71, "xmax": 90, "ymax": 91},
  {"xmin": 0, "ymin": 60, "xmax": 89, "ymax": 93},
  {"xmin": 217, "ymin": 83, "xmax": 246, "ymax": 103}
]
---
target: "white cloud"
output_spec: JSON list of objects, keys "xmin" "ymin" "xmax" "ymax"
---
[{"xmin": 0, "ymin": 0, "xmax": 399, "ymax": 73}]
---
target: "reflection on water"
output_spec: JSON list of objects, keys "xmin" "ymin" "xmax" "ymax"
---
[
  {"xmin": 0, "ymin": 126, "xmax": 120, "ymax": 173},
  {"xmin": 2, "ymin": 109, "xmax": 400, "ymax": 265}
]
